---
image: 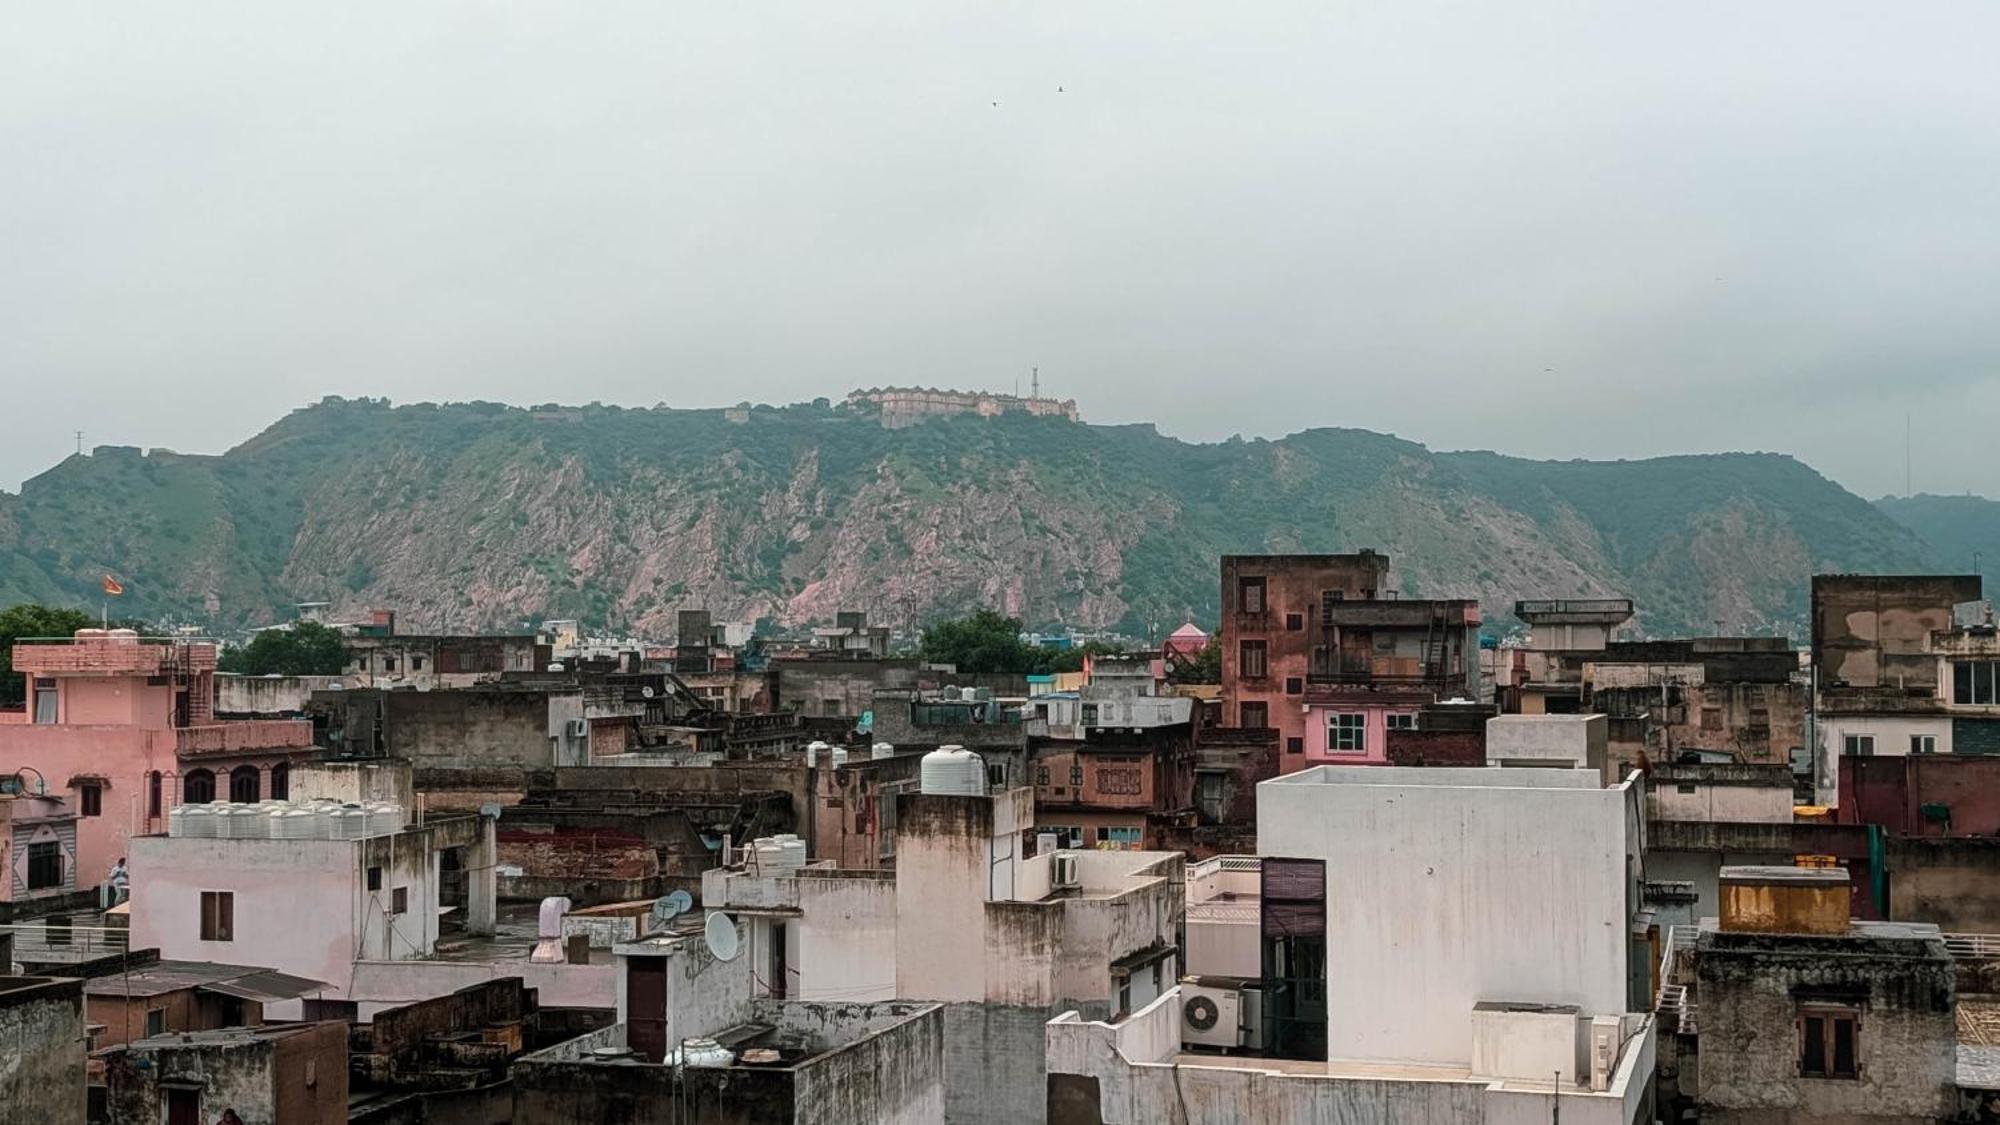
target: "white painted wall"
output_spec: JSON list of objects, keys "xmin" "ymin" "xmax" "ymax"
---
[
  {"xmin": 1486, "ymin": 715, "xmax": 1608, "ymax": 770},
  {"xmin": 129, "ymin": 836, "xmax": 359, "ymax": 998},
  {"xmin": 1257, "ymin": 767, "xmax": 1635, "ymax": 1068},
  {"xmin": 1646, "ymin": 781, "xmax": 1794, "ymax": 823}
]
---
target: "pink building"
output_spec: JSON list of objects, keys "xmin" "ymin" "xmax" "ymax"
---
[{"xmin": 1, "ymin": 629, "xmax": 317, "ymax": 905}]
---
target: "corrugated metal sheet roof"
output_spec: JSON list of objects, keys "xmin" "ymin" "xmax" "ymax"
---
[{"xmin": 82, "ymin": 961, "xmax": 324, "ymax": 1000}]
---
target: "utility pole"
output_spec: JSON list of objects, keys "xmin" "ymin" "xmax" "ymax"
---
[{"xmin": 74, "ymin": 430, "xmax": 84, "ymax": 455}]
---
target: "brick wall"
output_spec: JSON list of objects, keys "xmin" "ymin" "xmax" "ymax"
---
[{"xmin": 1385, "ymin": 728, "xmax": 1484, "ymax": 767}]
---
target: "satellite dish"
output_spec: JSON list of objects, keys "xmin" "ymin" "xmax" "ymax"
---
[
  {"xmin": 479, "ymin": 803, "xmax": 503, "ymax": 820},
  {"xmin": 650, "ymin": 890, "xmax": 694, "ymax": 926},
  {"xmin": 642, "ymin": 686, "xmax": 656, "ymax": 698},
  {"xmin": 704, "ymin": 912, "xmax": 741, "ymax": 962}
]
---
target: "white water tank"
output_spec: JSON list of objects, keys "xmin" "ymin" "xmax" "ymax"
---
[
  {"xmin": 872, "ymin": 741, "xmax": 895, "ymax": 760},
  {"xmin": 752, "ymin": 837, "xmax": 784, "ymax": 872},
  {"xmin": 365, "ymin": 802, "xmax": 402, "ymax": 835},
  {"xmin": 772, "ymin": 834, "xmax": 807, "ymax": 872},
  {"xmin": 805, "ymin": 740, "xmax": 830, "ymax": 768},
  {"xmin": 214, "ymin": 804, "xmax": 259, "ymax": 839},
  {"xmin": 830, "ymin": 746, "xmax": 849, "ymax": 769},
  {"xmin": 329, "ymin": 804, "xmax": 370, "ymax": 840},
  {"xmin": 920, "ymin": 746, "xmax": 986, "ymax": 796},
  {"xmin": 274, "ymin": 806, "xmax": 318, "ymax": 839}
]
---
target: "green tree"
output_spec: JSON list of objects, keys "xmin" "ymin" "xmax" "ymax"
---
[
  {"xmin": 0, "ymin": 603, "xmax": 96, "ymax": 705},
  {"xmin": 219, "ymin": 621, "xmax": 348, "ymax": 676},
  {"xmin": 1167, "ymin": 640, "xmax": 1221, "ymax": 685},
  {"xmin": 919, "ymin": 609, "xmax": 1045, "ymax": 673}
]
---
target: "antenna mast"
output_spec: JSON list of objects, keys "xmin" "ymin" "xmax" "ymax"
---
[{"xmin": 1031, "ymin": 367, "xmax": 1040, "ymax": 399}]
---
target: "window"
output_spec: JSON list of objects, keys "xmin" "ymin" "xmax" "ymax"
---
[
  {"xmin": 229, "ymin": 766, "xmax": 260, "ymax": 804},
  {"xmin": 1330, "ymin": 713, "xmax": 1366, "ymax": 753},
  {"xmin": 1070, "ymin": 765, "xmax": 1084, "ymax": 786},
  {"xmin": 1284, "ymin": 677, "xmax": 1302, "ymax": 696},
  {"xmin": 26, "ymin": 842, "xmax": 62, "ymax": 890},
  {"xmin": 270, "ymin": 763, "xmax": 289, "ymax": 801},
  {"xmin": 1240, "ymin": 702, "xmax": 1269, "ymax": 729},
  {"xmin": 79, "ymin": 784, "xmax": 102, "ymax": 818},
  {"xmin": 821, "ymin": 698, "xmax": 842, "ymax": 716},
  {"xmin": 1800, "ymin": 1007, "xmax": 1859, "ymax": 1079},
  {"xmin": 200, "ymin": 891, "xmax": 234, "ymax": 942},
  {"xmin": 1045, "ymin": 826, "xmax": 1084, "ymax": 848},
  {"xmin": 1035, "ymin": 766, "xmax": 1050, "ymax": 786},
  {"xmin": 1677, "ymin": 782, "xmax": 1699, "ymax": 795},
  {"xmin": 1911, "ymin": 734, "xmax": 1938, "ymax": 755},
  {"xmin": 1239, "ymin": 641, "xmax": 1268, "ymax": 679},
  {"xmin": 1104, "ymin": 827, "xmax": 1143, "ymax": 850},
  {"xmin": 367, "ymin": 866, "xmax": 383, "ymax": 892},
  {"xmin": 182, "ymin": 769, "xmax": 215, "ymax": 805},
  {"xmin": 1081, "ymin": 704, "xmax": 1099, "ymax": 726},
  {"xmin": 1285, "ymin": 736, "xmax": 1303, "ymax": 754},
  {"xmin": 391, "ymin": 887, "xmax": 408, "ymax": 915},
  {"xmin": 32, "ymin": 681, "xmax": 57, "ymax": 724},
  {"xmin": 1238, "ymin": 576, "xmax": 1266, "ymax": 615},
  {"xmin": 411, "ymin": 655, "xmax": 425, "ymax": 671},
  {"xmin": 1843, "ymin": 734, "xmax": 1875, "ymax": 758},
  {"xmin": 148, "ymin": 771, "xmax": 162, "ymax": 818},
  {"xmin": 145, "ymin": 1008, "xmax": 167, "ymax": 1037},
  {"xmin": 382, "ymin": 655, "xmax": 399, "ymax": 673},
  {"xmin": 1285, "ymin": 613, "xmax": 1303, "ymax": 632},
  {"xmin": 1701, "ymin": 707, "xmax": 1723, "ymax": 732},
  {"xmin": 1955, "ymin": 661, "xmax": 1999, "ymax": 706},
  {"xmin": 1385, "ymin": 713, "xmax": 1417, "ymax": 731}
]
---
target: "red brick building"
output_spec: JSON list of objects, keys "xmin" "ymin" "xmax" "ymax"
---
[{"xmin": 1220, "ymin": 552, "xmax": 1482, "ymax": 773}]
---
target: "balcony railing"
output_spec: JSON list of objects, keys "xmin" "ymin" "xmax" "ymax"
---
[
  {"xmin": 1, "ymin": 921, "xmax": 129, "ymax": 962},
  {"xmin": 1945, "ymin": 933, "xmax": 2000, "ymax": 961}
]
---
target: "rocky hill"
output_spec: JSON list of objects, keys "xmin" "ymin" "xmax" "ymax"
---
[
  {"xmin": 1874, "ymin": 494, "xmax": 2000, "ymax": 585},
  {"xmin": 0, "ymin": 397, "xmax": 1944, "ymax": 639}
]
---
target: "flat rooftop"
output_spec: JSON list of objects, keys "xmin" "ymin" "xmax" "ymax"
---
[{"xmin": 1266, "ymin": 765, "xmax": 1606, "ymax": 790}]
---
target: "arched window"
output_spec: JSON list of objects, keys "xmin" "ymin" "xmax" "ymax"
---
[
  {"xmin": 270, "ymin": 763, "xmax": 289, "ymax": 802},
  {"xmin": 182, "ymin": 769, "xmax": 216, "ymax": 804},
  {"xmin": 229, "ymin": 766, "xmax": 260, "ymax": 804}
]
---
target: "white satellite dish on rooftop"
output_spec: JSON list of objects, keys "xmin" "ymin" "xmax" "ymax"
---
[{"xmin": 704, "ymin": 912, "xmax": 741, "ymax": 962}]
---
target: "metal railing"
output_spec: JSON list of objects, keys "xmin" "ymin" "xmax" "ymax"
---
[
  {"xmin": 1, "ymin": 921, "xmax": 130, "ymax": 961},
  {"xmin": 1657, "ymin": 984, "xmax": 1698, "ymax": 1036},
  {"xmin": 1944, "ymin": 933, "xmax": 2000, "ymax": 960}
]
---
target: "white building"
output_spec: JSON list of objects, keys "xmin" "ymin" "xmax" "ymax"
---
[
  {"xmin": 126, "ymin": 796, "xmax": 499, "ymax": 1020},
  {"xmin": 1047, "ymin": 765, "xmax": 1657, "ymax": 1124},
  {"xmin": 701, "ymin": 784, "xmax": 1184, "ymax": 1125}
]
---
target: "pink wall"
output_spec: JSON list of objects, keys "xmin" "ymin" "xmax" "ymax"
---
[
  {"xmin": 1301, "ymin": 703, "xmax": 1418, "ymax": 765},
  {"xmin": 48, "ymin": 676, "xmax": 175, "ymax": 728}
]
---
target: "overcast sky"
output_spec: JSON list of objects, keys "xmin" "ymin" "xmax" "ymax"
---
[{"xmin": 5, "ymin": 3, "xmax": 1996, "ymax": 498}]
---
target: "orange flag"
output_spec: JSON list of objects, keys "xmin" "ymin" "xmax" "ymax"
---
[{"xmin": 102, "ymin": 574, "xmax": 124, "ymax": 596}]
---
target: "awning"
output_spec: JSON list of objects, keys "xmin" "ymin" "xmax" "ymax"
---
[
  {"xmin": 197, "ymin": 971, "xmax": 329, "ymax": 1003},
  {"xmin": 65, "ymin": 773, "xmax": 111, "ymax": 789}
]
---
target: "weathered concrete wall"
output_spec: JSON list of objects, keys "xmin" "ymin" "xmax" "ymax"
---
[
  {"xmin": 1696, "ymin": 930, "xmax": 1954, "ymax": 1120},
  {"xmin": 103, "ymin": 1026, "xmax": 348, "ymax": 1125},
  {"xmin": 214, "ymin": 674, "xmax": 344, "ymax": 716},
  {"xmin": 755, "ymin": 1000, "xmax": 946, "ymax": 1125},
  {"xmin": 1812, "ymin": 574, "xmax": 1980, "ymax": 692},
  {"xmin": 945, "ymin": 1001, "xmax": 1059, "ymax": 1125},
  {"xmin": 0, "ymin": 976, "xmax": 85, "ymax": 1125},
  {"xmin": 1646, "ymin": 764, "xmax": 1795, "ymax": 823}
]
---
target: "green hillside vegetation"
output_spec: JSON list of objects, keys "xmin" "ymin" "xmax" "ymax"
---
[
  {"xmin": 0, "ymin": 396, "xmax": 1946, "ymax": 639},
  {"xmin": 1875, "ymin": 494, "xmax": 2000, "ymax": 586}
]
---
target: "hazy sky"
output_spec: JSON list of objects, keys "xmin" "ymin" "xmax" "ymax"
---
[{"xmin": 5, "ymin": 3, "xmax": 1997, "ymax": 498}]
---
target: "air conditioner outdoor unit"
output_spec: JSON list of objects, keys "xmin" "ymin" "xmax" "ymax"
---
[
  {"xmin": 1588, "ymin": 1015, "xmax": 1622, "ymax": 1091},
  {"xmin": 1052, "ymin": 853, "xmax": 1080, "ymax": 890},
  {"xmin": 1181, "ymin": 981, "xmax": 1244, "ymax": 1049},
  {"xmin": 566, "ymin": 719, "xmax": 589, "ymax": 738}
]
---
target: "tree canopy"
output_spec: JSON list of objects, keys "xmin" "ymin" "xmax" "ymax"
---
[
  {"xmin": 219, "ymin": 621, "xmax": 348, "ymax": 676},
  {"xmin": 0, "ymin": 603, "xmax": 96, "ymax": 705},
  {"xmin": 918, "ymin": 609, "xmax": 1131, "ymax": 674}
]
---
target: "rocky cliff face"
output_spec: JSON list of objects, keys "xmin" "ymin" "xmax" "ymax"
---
[{"xmin": 0, "ymin": 397, "xmax": 1943, "ymax": 638}]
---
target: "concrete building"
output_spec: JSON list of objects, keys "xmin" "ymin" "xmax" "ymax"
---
[
  {"xmin": 1, "ymin": 791, "xmax": 81, "ymax": 911},
  {"xmin": 308, "ymin": 683, "xmax": 589, "ymax": 809},
  {"xmin": 0, "ymin": 974, "xmax": 85, "ymax": 1125},
  {"xmin": 1046, "ymin": 764, "xmax": 1657, "ymax": 1124},
  {"xmin": 1655, "ymin": 865, "xmax": 1958, "ymax": 1123},
  {"xmin": 700, "ymin": 785, "xmax": 1184, "ymax": 1124},
  {"xmin": 341, "ymin": 611, "xmax": 549, "ymax": 689},
  {"xmin": 1812, "ymin": 574, "xmax": 1996, "ymax": 805},
  {"xmin": 1219, "ymin": 553, "xmax": 1482, "ymax": 773},
  {"xmin": 100, "ymin": 1021, "xmax": 349, "ymax": 1125},
  {"xmin": 512, "ymin": 924, "xmax": 945, "ymax": 1124},
  {"xmin": 1028, "ymin": 654, "xmax": 1197, "ymax": 851},
  {"xmin": 1485, "ymin": 713, "xmax": 1609, "ymax": 774},
  {"xmin": 125, "ymin": 804, "xmax": 497, "ymax": 1018},
  {"xmin": 2, "ymin": 630, "xmax": 319, "ymax": 912},
  {"xmin": 812, "ymin": 609, "xmax": 892, "ymax": 658}
]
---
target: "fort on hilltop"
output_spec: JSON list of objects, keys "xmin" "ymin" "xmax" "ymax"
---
[{"xmin": 845, "ymin": 385, "xmax": 1079, "ymax": 428}]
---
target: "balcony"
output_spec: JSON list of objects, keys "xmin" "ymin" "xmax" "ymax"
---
[{"xmin": 176, "ymin": 719, "xmax": 315, "ymax": 757}]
